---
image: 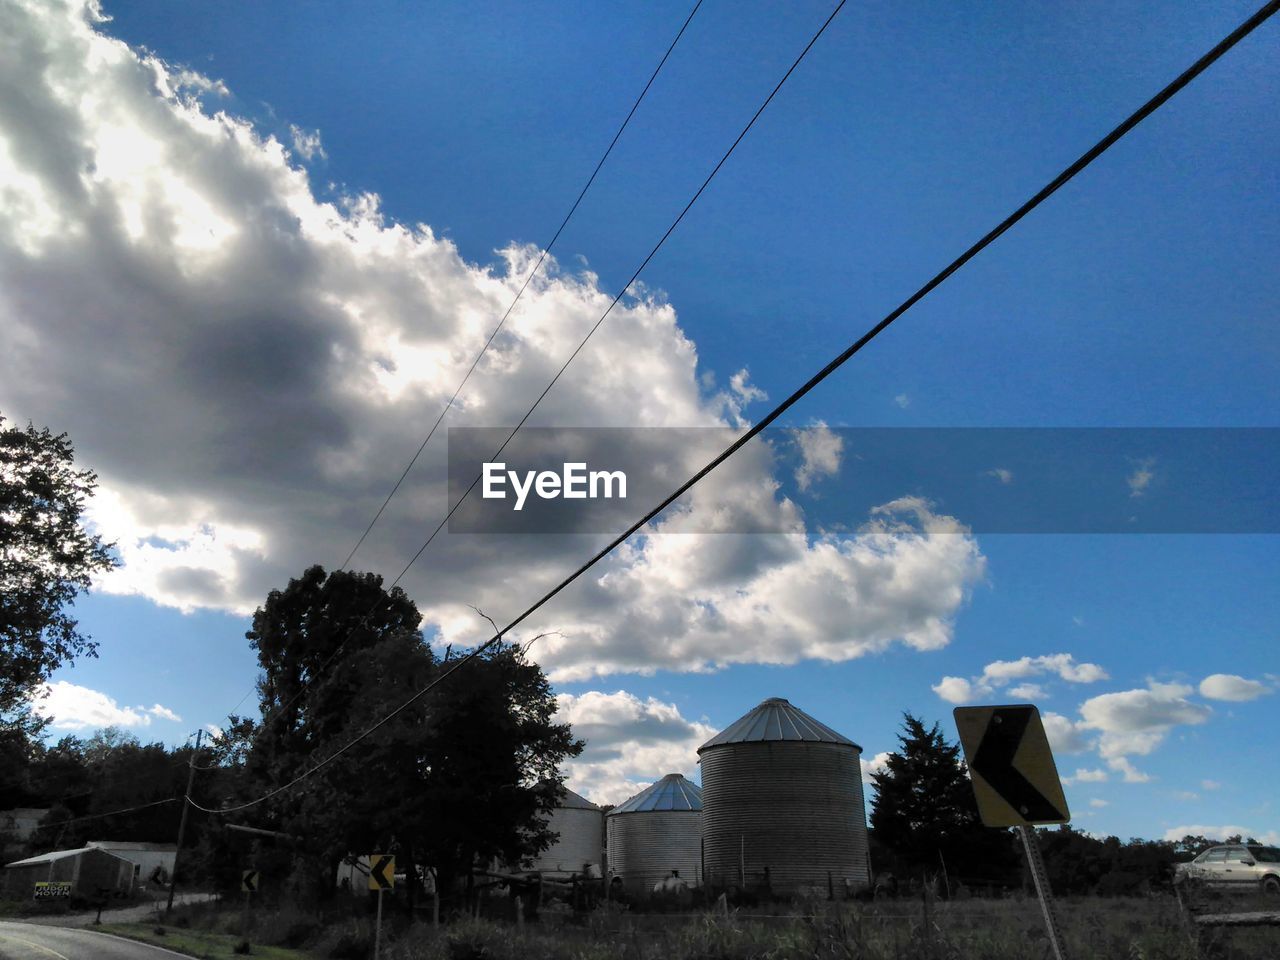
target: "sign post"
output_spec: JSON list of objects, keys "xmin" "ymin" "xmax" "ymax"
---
[
  {"xmin": 366, "ymin": 854, "xmax": 395, "ymax": 960},
  {"xmin": 240, "ymin": 869, "xmax": 259, "ymax": 938},
  {"xmin": 955, "ymin": 704, "xmax": 1070, "ymax": 960}
]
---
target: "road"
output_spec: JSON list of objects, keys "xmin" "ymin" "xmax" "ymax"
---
[
  {"xmin": 0, "ymin": 922, "xmax": 191, "ymax": 959},
  {"xmin": 17, "ymin": 893, "xmax": 216, "ymax": 929}
]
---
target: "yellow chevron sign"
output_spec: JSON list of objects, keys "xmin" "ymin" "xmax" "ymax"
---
[
  {"xmin": 954, "ymin": 704, "xmax": 1070, "ymax": 828},
  {"xmin": 367, "ymin": 854, "xmax": 395, "ymax": 891}
]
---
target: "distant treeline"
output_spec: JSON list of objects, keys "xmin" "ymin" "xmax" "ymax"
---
[{"xmin": 865, "ymin": 714, "xmax": 1256, "ymax": 898}]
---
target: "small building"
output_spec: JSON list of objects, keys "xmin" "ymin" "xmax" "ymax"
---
[
  {"xmin": 3, "ymin": 846, "xmax": 135, "ymax": 899},
  {"xmin": 86, "ymin": 841, "xmax": 177, "ymax": 884}
]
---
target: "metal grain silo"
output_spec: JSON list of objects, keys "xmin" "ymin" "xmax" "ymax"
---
[
  {"xmin": 698, "ymin": 697, "xmax": 870, "ymax": 897},
  {"xmin": 530, "ymin": 786, "xmax": 604, "ymax": 876},
  {"xmin": 606, "ymin": 773, "xmax": 702, "ymax": 896}
]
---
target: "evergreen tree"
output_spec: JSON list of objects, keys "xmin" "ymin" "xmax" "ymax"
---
[{"xmin": 869, "ymin": 713, "xmax": 1017, "ymax": 888}]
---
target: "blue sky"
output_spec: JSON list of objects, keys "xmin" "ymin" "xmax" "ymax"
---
[{"xmin": 2, "ymin": 0, "xmax": 1276, "ymax": 844}]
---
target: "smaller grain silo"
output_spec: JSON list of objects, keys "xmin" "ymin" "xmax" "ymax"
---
[
  {"xmin": 529, "ymin": 786, "xmax": 603, "ymax": 877},
  {"xmin": 607, "ymin": 773, "xmax": 702, "ymax": 896}
]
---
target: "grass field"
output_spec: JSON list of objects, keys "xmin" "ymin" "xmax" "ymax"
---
[
  {"xmin": 100, "ymin": 922, "xmax": 313, "ymax": 960},
  {"xmin": 18, "ymin": 892, "xmax": 1274, "ymax": 960},
  {"xmin": 375, "ymin": 896, "xmax": 1278, "ymax": 960}
]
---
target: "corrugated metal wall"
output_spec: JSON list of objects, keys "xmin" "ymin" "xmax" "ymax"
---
[
  {"xmin": 700, "ymin": 740, "xmax": 870, "ymax": 895},
  {"xmin": 607, "ymin": 810, "xmax": 701, "ymax": 896},
  {"xmin": 530, "ymin": 805, "xmax": 604, "ymax": 875}
]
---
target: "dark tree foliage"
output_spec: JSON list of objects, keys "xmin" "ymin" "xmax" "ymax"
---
[
  {"xmin": 235, "ymin": 565, "xmax": 582, "ymax": 906},
  {"xmin": 869, "ymin": 713, "xmax": 1018, "ymax": 887},
  {"xmin": 0, "ymin": 415, "xmax": 116, "ymax": 719},
  {"xmin": 2, "ymin": 728, "xmax": 232, "ymax": 884}
]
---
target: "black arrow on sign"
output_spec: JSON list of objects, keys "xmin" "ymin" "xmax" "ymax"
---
[
  {"xmin": 371, "ymin": 855, "xmax": 394, "ymax": 889},
  {"xmin": 971, "ymin": 706, "xmax": 1066, "ymax": 822},
  {"xmin": 242, "ymin": 871, "xmax": 258, "ymax": 893}
]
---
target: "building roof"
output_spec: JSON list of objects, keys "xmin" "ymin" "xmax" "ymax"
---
[
  {"xmin": 4, "ymin": 846, "xmax": 133, "ymax": 869},
  {"xmin": 555, "ymin": 786, "xmax": 600, "ymax": 811},
  {"xmin": 87, "ymin": 841, "xmax": 177, "ymax": 852},
  {"xmin": 609, "ymin": 773, "xmax": 702, "ymax": 815},
  {"xmin": 698, "ymin": 697, "xmax": 860, "ymax": 751}
]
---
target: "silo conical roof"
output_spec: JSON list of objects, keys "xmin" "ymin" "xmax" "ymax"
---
[
  {"xmin": 698, "ymin": 697, "xmax": 860, "ymax": 751},
  {"xmin": 609, "ymin": 773, "xmax": 702, "ymax": 815},
  {"xmin": 555, "ymin": 785, "xmax": 600, "ymax": 810}
]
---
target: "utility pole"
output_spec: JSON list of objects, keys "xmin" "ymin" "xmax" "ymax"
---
[{"xmin": 166, "ymin": 728, "xmax": 203, "ymax": 916}]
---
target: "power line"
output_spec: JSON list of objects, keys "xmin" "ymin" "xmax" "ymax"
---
[
  {"xmin": 188, "ymin": 0, "xmax": 1280, "ymax": 817},
  {"xmin": 338, "ymin": 0, "xmax": 704, "ymax": 573},
  {"xmin": 30, "ymin": 797, "xmax": 180, "ymax": 831},
  {"xmin": 380, "ymin": 0, "xmax": 849, "ymax": 594},
  {"xmin": 206, "ymin": 0, "xmax": 705, "ymax": 737}
]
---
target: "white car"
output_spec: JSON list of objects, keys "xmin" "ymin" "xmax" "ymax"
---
[{"xmin": 1174, "ymin": 844, "xmax": 1280, "ymax": 894}]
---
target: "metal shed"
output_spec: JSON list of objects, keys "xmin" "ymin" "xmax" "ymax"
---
[
  {"xmin": 698, "ymin": 697, "xmax": 870, "ymax": 897},
  {"xmin": 529, "ymin": 786, "xmax": 604, "ymax": 877},
  {"xmin": 3, "ymin": 846, "xmax": 135, "ymax": 899},
  {"xmin": 607, "ymin": 773, "xmax": 702, "ymax": 896}
]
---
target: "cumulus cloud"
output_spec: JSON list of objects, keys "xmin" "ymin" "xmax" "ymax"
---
[
  {"xmin": 31, "ymin": 681, "xmax": 181, "ymax": 730},
  {"xmin": 1089, "ymin": 798, "xmax": 1108, "ymax": 808},
  {"xmin": 893, "ymin": 394, "xmax": 910, "ymax": 409},
  {"xmin": 861, "ymin": 751, "xmax": 890, "ymax": 786},
  {"xmin": 932, "ymin": 653, "xmax": 1108, "ymax": 704},
  {"xmin": 1163, "ymin": 825, "xmax": 1280, "ymax": 845},
  {"xmin": 1063, "ymin": 768, "xmax": 1108, "ymax": 785},
  {"xmin": 1198, "ymin": 673, "xmax": 1271, "ymax": 702},
  {"xmin": 0, "ymin": 1, "xmax": 985, "ymax": 685},
  {"xmin": 793, "ymin": 421, "xmax": 843, "ymax": 491},
  {"xmin": 1077, "ymin": 681, "xmax": 1211, "ymax": 781},
  {"xmin": 554, "ymin": 691, "xmax": 716, "ymax": 805},
  {"xmin": 984, "ymin": 468, "xmax": 1013, "ymax": 485},
  {"xmin": 1041, "ymin": 711, "xmax": 1089, "ymax": 755}
]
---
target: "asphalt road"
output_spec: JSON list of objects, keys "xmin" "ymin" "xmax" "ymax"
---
[{"xmin": 0, "ymin": 922, "xmax": 191, "ymax": 959}]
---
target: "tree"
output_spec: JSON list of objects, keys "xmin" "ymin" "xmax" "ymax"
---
[
  {"xmin": 1, "ymin": 414, "xmax": 116, "ymax": 719},
  {"xmin": 237, "ymin": 565, "xmax": 582, "ymax": 906},
  {"xmin": 869, "ymin": 713, "xmax": 1017, "ymax": 887}
]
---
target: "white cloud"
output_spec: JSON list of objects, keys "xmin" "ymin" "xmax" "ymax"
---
[
  {"xmin": 728, "ymin": 368, "xmax": 767, "ymax": 406},
  {"xmin": 893, "ymin": 393, "xmax": 910, "ymax": 409},
  {"xmin": 984, "ymin": 468, "xmax": 1013, "ymax": 485},
  {"xmin": 1078, "ymin": 682, "xmax": 1212, "ymax": 768},
  {"xmin": 1107, "ymin": 756, "xmax": 1151, "ymax": 784},
  {"xmin": 554, "ymin": 691, "xmax": 715, "ymax": 805},
  {"xmin": 147, "ymin": 703, "xmax": 182, "ymax": 722},
  {"xmin": 1127, "ymin": 458, "xmax": 1155, "ymax": 498},
  {"xmin": 1089, "ymin": 798, "xmax": 1108, "ymax": 808},
  {"xmin": 31, "ymin": 681, "xmax": 179, "ymax": 731},
  {"xmin": 861, "ymin": 751, "xmax": 890, "ymax": 786},
  {"xmin": 0, "ymin": 1, "xmax": 986, "ymax": 684},
  {"xmin": 1163, "ymin": 825, "xmax": 1280, "ymax": 845},
  {"xmin": 932, "ymin": 653, "xmax": 1108, "ymax": 704},
  {"xmin": 1201, "ymin": 779, "xmax": 1221, "ymax": 791},
  {"xmin": 1008, "ymin": 683, "xmax": 1047, "ymax": 700},
  {"xmin": 1063, "ymin": 768, "xmax": 1108, "ymax": 785},
  {"xmin": 1198, "ymin": 673, "xmax": 1271, "ymax": 702},
  {"xmin": 1041, "ymin": 712, "xmax": 1089, "ymax": 755},
  {"xmin": 793, "ymin": 421, "xmax": 843, "ymax": 492},
  {"xmin": 932, "ymin": 676, "xmax": 974, "ymax": 704},
  {"xmin": 288, "ymin": 124, "xmax": 326, "ymax": 162},
  {"xmin": 1174, "ymin": 791, "xmax": 1199, "ymax": 801}
]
